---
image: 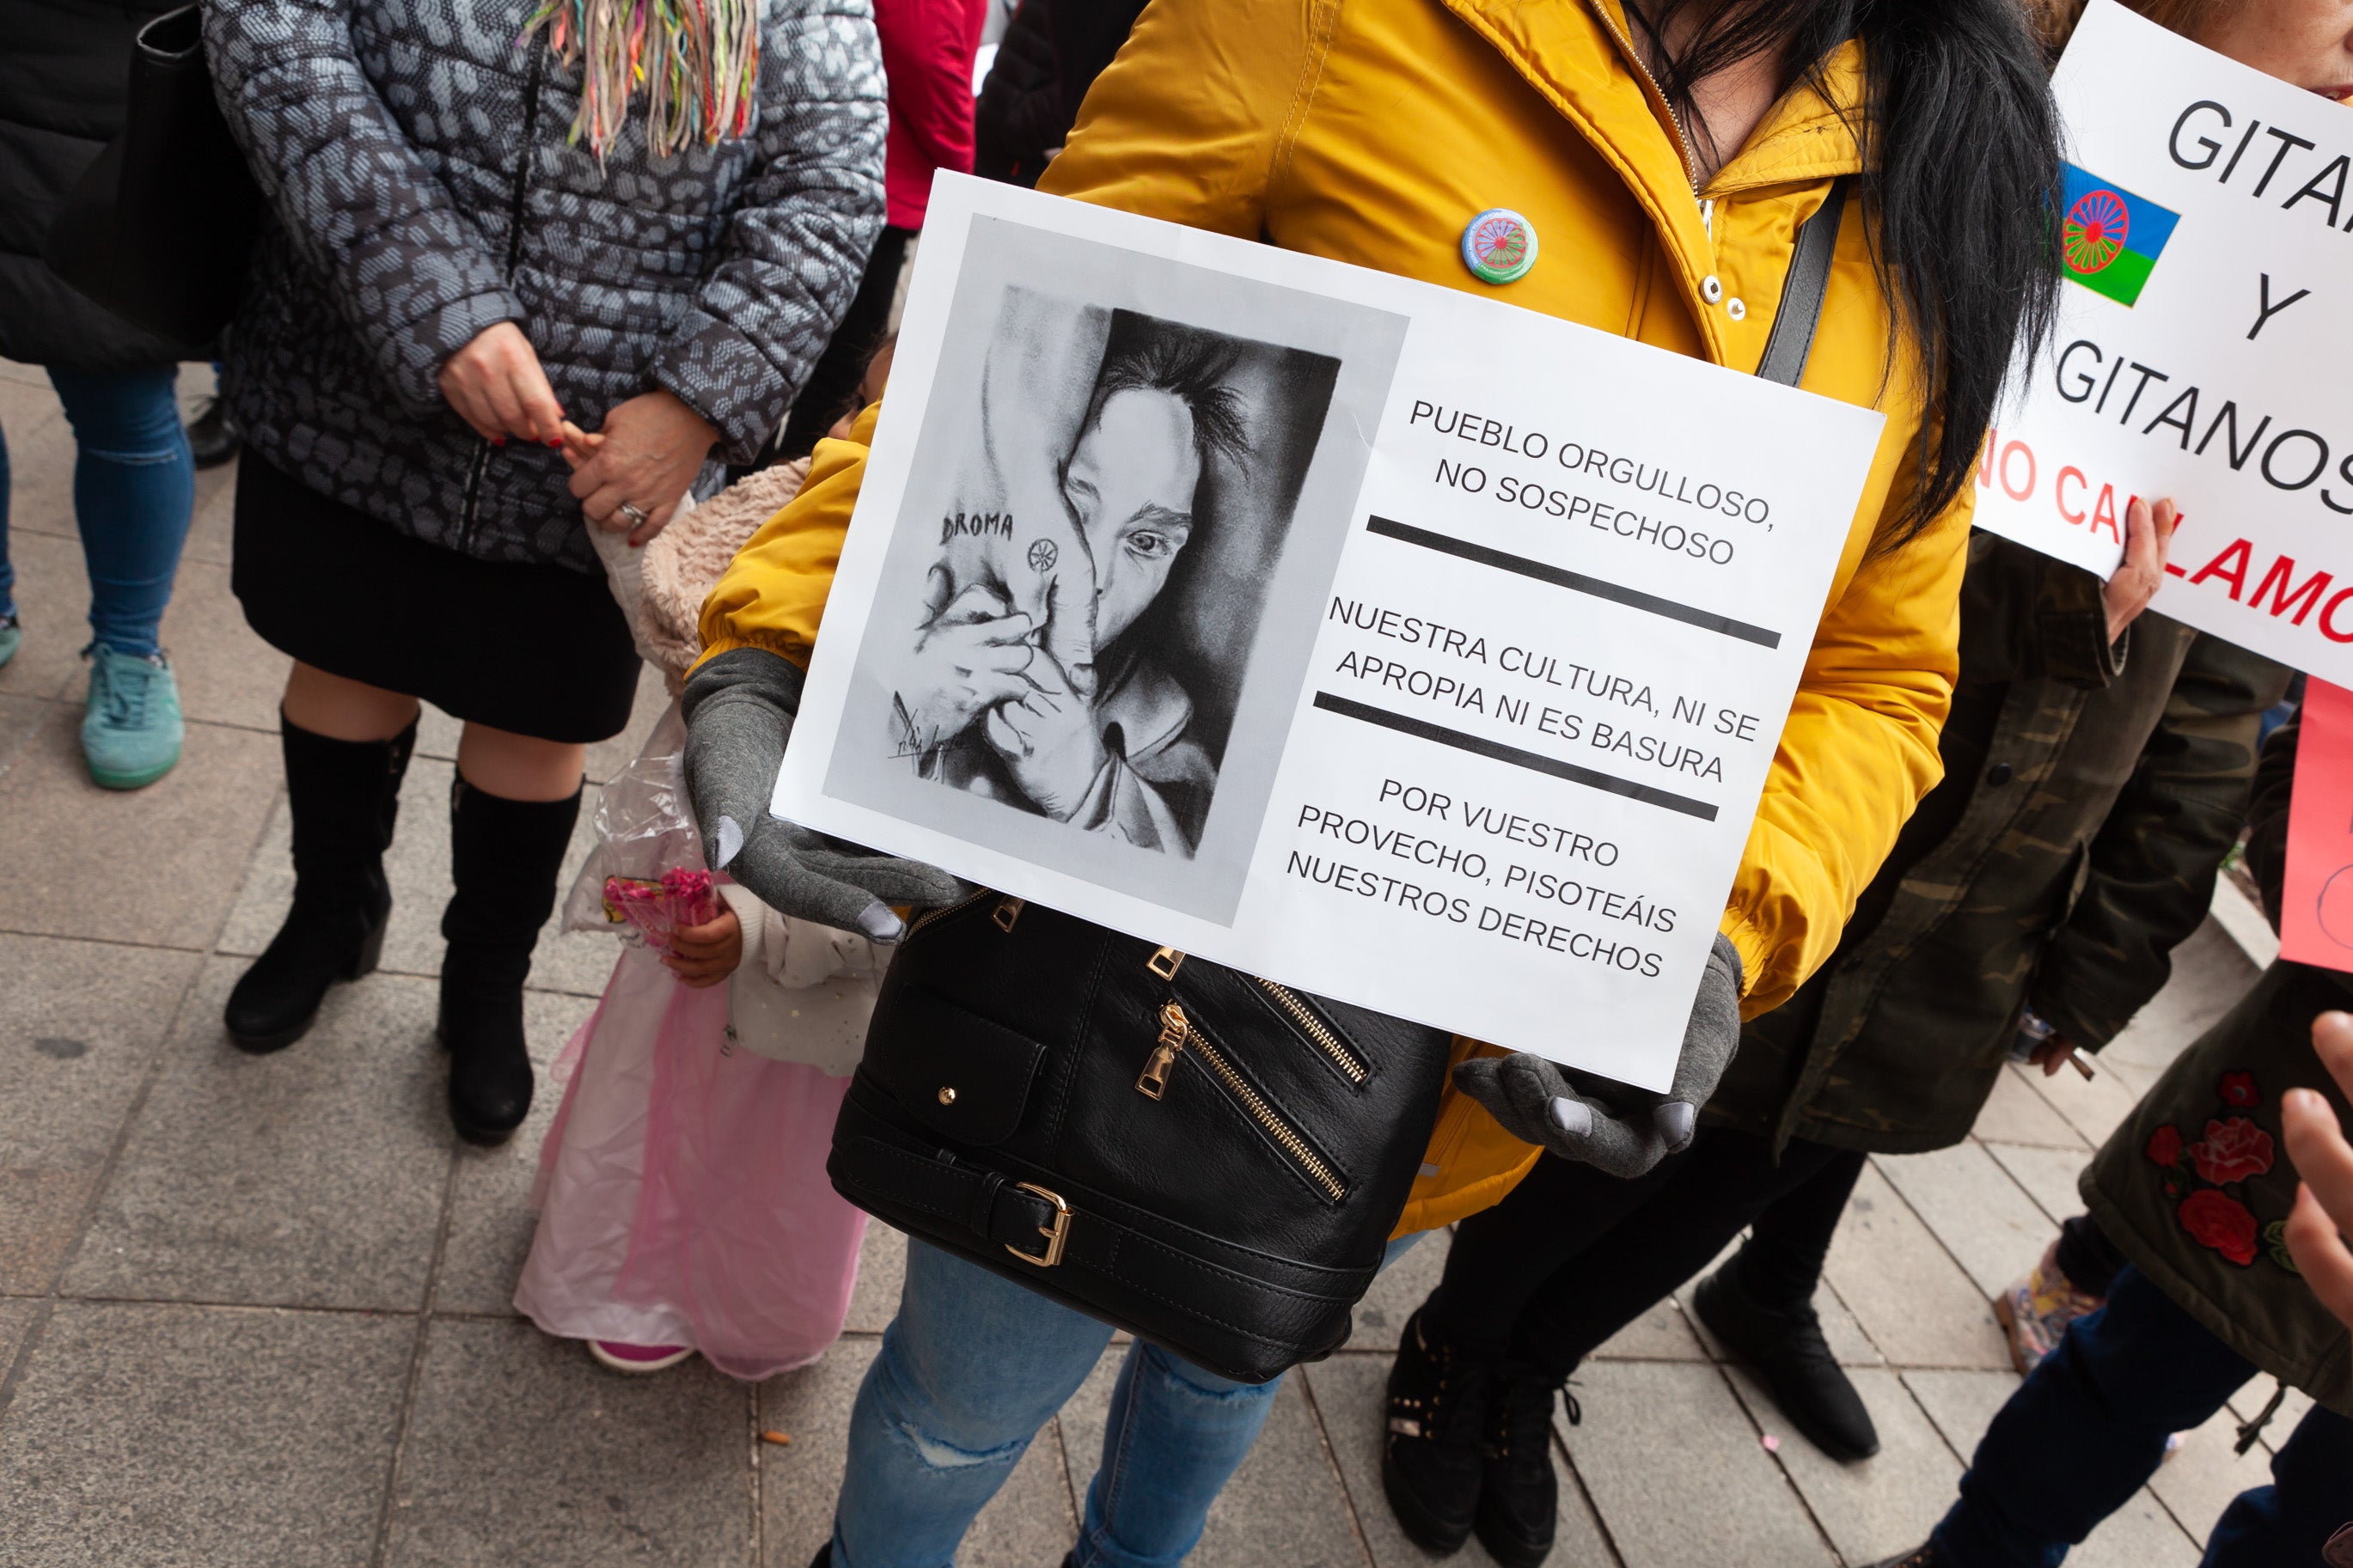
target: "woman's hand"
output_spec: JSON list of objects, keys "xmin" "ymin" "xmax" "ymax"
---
[
  {"xmin": 2105, "ymin": 496, "xmax": 2180, "ymax": 645},
  {"xmin": 663, "ymin": 904, "xmax": 744, "ymax": 988},
  {"xmin": 437, "ymin": 322, "xmax": 566, "ymax": 446},
  {"xmin": 2283, "ymin": 1010, "xmax": 2353, "ymax": 1330},
  {"xmin": 565, "ymin": 390, "xmax": 721, "ymax": 546}
]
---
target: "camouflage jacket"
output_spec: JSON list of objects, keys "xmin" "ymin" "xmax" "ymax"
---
[
  {"xmin": 2083, "ymin": 714, "xmax": 2353, "ymax": 1414},
  {"xmin": 1708, "ymin": 533, "xmax": 2290, "ymax": 1153}
]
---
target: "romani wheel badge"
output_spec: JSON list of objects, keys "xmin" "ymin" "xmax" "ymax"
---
[{"xmin": 1461, "ymin": 208, "xmax": 1537, "ymax": 285}]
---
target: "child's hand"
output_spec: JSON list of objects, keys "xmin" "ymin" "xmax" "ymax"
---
[{"xmin": 663, "ymin": 905, "xmax": 743, "ymax": 988}]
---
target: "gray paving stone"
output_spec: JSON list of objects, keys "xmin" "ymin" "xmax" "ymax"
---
[
  {"xmin": 0, "ymin": 705, "xmax": 278, "ymax": 949},
  {"xmin": 383, "ymin": 1316, "xmax": 750, "ymax": 1567},
  {"xmin": 0, "ymin": 530, "xmax": 94, "ymax": 702},
  {"xmin": 1723, "ymin": 1364, "xmax": 1957, "ymax": 1565},
  {"xmin": 759, "ymin": 1335, "xmax": 1079, "ymax": 1567},
  {"xmin": 1594, "ymin": 1296, "xmax": 1707, "ymax": 1363},
  {"xmin": 0, "ymin": 693, "xmax": 53, "ymax": 777},
  {"xmin": 156, "ymin": 556, "xmax": 289, "ymax": 733},
  {"xmin": 66, "ymin": 961, "xmax": 449, "ymax": 1311},
  {"xmin": 1873, "ymin": 1144, "xmax": 2057, "ymax": 1298},
  {"xmin": 845, "ymin": 1220, "xmax": 908, "ymax": 1333},
  {"xmin": 2014, "ymin": 1055, "xmax": 2153, "ymax": 1152},
  {"xmin": 0, "ymin": 386, "xmax": 73, "ymax": 551},
  {"xmin": 1302, "ymin": 1351, "xmax": 1620, "ymax": 1567},
  {"xmin": 430, "ymin": 990, "xmax": 600, "ymax": 1317},
  {"xmin": 1553, "ymin": 1360, "xmax": 1832, "ymax": 1568},
  {"xmin": 2148, "ymin": 1397, "xmax": 2276, "ymax": 1545},
  {"xmin": 1972, "ymin": 1065, "xmax": 2091, "ymax": 1150},
  {"xmin": 1980, "ymin": 1139, "xmax": 2091, "ymax": 1229},
  {"xmin": 181, "ymin": 456, "xmax": 238, "ymax": 568},
  {"xmin": 1060, "ymin": 1350, "xmax": 1372, "ymax": 1568},
  {"xmin": 1340, "ymin": 1222, "xmax": 1448, "ymax": 1352},
  {"xmin": 0, "ymin": 1297, "xmax": 40, "ymax": 1374},
  {"xmin": 0, "ymin": 934, "xmax": 199, "ymax": 1293},
  {"xmin": 761, "ymin": 1336, "xmax": 877, "ymax": 1561},
  {"xmin": 1822, "ymin": 1162, "xmax": 2011, "ymax": 1370},
  {"xmin": 0, "ymin": 1300, "xmax": 410, "ymax": 1568}
]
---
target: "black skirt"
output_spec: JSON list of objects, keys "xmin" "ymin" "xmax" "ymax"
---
[{"xmin": 233, "ymin": 454, "xmax": 642, "ymax": 744}]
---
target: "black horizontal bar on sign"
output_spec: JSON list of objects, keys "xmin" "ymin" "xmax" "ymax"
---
[
  {"xmin": 1363, "ymin": 516, "xmax": 1782, "ymax": 649},
  {"xmin": 1311, "ymin": 692, "xmax": 1719, "ymax": 821}
]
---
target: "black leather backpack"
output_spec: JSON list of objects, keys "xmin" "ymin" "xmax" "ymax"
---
[
  {"xmin": 828, "ymin": 177, "xmax": 1852, "ymax": 1384},
  {"xmin": 830, "ymin": 893, "xmax": 1454, "ymax": 1383}
]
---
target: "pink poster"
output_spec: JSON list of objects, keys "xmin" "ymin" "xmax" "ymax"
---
[{"xmin": 2282, "ymin": 677, "xmax": 2353, "ymax": 975}]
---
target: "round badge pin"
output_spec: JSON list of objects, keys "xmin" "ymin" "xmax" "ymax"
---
[{"xmin": 1462, "ymin": 208, "xmax": 1537, "ymax": 285}]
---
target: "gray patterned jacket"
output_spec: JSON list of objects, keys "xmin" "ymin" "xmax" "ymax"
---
[{"xmin": 205, "ymin": 0, "xmax": 886, "ymax": 573}]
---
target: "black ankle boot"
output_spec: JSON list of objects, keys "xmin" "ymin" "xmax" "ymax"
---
[
  {"xmin": 1476, "ymin": 1360, "xmax": 1570, "ymax": 1568},
  {"xmin": 439, "ymin": 776, "xmax": 579, "ymax": 1144},
  {"xmin": 1381, "ymin": 1309, "xmax": 1492, "ymax": 1554},
  {"xmin": 1694, "ymin": 1257, "xmax": 1880, "ymax": 1461},
  {"xmin": 224, "ymin": 718, "xmax": 415, "ymax": 1052}
]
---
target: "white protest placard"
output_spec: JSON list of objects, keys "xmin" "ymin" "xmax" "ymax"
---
[
  {"xmin": 775, "ymin": 174, "xmax": 1883, "ymax": 1089},
  {"xmin": 1975, "ymin": 0, "xmax": 2353, "ymax": 680}
]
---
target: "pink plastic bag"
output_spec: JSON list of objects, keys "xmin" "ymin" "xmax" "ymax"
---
[{"xmin": 516, "ymin": 944, "xmax": 867, "ymax": 1379}]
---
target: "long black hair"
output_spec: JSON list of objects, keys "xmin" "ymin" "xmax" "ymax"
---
[{"xmin": 1626, "ymin": 0, "xmax": 2063, "ymax": 543}]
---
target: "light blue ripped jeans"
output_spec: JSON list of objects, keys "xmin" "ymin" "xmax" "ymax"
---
[{"xmin": 834, "ymin": 1233, "xmax": 1422, "ymax": 1567}]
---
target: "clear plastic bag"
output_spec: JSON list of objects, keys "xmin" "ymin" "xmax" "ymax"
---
[{"xmin": 560, "ymin": 703, "xmax": 705, "ymax": 937}]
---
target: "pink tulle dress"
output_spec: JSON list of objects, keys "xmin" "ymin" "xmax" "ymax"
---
[{"xmin": 515, "ymin": 876, "xmax": 882, "ymax": 1380}]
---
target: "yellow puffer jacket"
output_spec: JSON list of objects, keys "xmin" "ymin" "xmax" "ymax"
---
[{"xmin": 699, "ymin": 0, "xmax": 1971, "ymax": 1235}]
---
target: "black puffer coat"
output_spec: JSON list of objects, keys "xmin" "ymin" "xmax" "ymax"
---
[
  {"xmin": 205, "ymin": 0, "xmax": 885, "ymax": 573},
  {"xmin": 0, "ymin": 0, "xmax": 199, "ymax": 371}
]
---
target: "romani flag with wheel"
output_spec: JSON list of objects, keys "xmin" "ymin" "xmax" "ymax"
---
[{"xmin": 2059, "ymin": 161, "xmax": 2179, "ymax": 307}]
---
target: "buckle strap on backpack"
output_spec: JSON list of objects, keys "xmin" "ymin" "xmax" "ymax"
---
[{"xmin": 831, "ymin": 1133, "xmax": 1367, "ymax": 1339}]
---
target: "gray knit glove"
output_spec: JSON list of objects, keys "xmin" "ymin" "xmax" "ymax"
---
[
  {"xmin": 1453, "ymin": 932, "xmax": 1744, "ymax": 1178},
  {"xmin": 681, "ymin": 647, "xmax": 966, "ymax": 943}
]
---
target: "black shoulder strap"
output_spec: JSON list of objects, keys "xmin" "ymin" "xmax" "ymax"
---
[{"xmin": 1753, "ymin": 175, "xmax": 1851, "ymax": 387}]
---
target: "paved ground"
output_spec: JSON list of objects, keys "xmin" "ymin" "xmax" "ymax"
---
[{"xmin": 0, "ymin": 360, "xmax": 2315, "ymax": 1566}]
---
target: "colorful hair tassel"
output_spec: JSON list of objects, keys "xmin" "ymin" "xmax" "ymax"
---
[{"xmin": 521, "ymin": 0, "xmax": 761, "ymax": 162}]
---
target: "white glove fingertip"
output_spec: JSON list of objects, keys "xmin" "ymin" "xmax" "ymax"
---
[
  {"xmin": 855, "ymin": 900, "xmax": 907, "ymax": 944},
  {"xmin": 1655, "ymin": 1101, "xmax": 1697, "ymax": 1151},
  {"xmin": 1548, "ymin": 1095, "xmax": 1592, "ymax": 1137},
  {"xmin": 714, "ymin": 815, "xmax": 746, "ymax": 870}
]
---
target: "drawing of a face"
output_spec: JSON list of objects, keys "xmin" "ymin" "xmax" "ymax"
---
[{"xmin": 1061, "ymin": 387, "xmax": 1201, "ymax": 649}]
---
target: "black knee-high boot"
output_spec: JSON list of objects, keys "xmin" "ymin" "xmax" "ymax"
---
[
  {"xmin": 438, "ymin": 775, "xmax": 579, "ymax": 1144},
  {"xmin": 224, "ymin": 717, "xmax": 415, "ymax": 1052}
]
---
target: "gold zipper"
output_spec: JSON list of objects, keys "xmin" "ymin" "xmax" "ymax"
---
[
  {"xmin": 902, "ymin": 888, "xmax": 989, "ymax": 941},
  {"xmin": 1137, "ymin": 1003, "xmax": 1345, "ymax": 1201},
  {"xmin": 1255, "ymin": 979, "xmax": 1366, "ymax": 1084},
  {"xmin": 1586, "ymin": 0, "xmax": 1701, "ymax": 193}
]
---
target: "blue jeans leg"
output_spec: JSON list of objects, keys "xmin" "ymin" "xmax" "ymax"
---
[
  {"xmin": 0, "ymin": 416, "xmax": 15, "ymax": 617},
  {"xmin": 2203, "ymin": 1400, "xmax": 2353, "ymax": 1568},
  {"xmin": 1932, "ymin": 1264, "xmax": 2257, "ymax": 1566},
  {"xmin": 46, "ymin": 366, "xmax": 193, "ymax": 659},
  {"xmin": 1073, "ymin": 1231, "xmax": 1427, "ymax": 1568},
  {"xmin": 835, "ymin": 1239, "xmax": 1117, "ymax": 1568},
  {"xmin": 838, "ymin": 1232, "xmax": 1426, "ymax": 1568}
]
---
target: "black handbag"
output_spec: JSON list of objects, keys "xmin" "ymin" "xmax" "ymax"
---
[
  {"xmin": 828, "ymin": 176, "xmax": 1855, "ymax": 1385},
  {"xmin": 45, "ymin": 4, "xmax": 261, "ymax": 346},
  {"xmin": 831, "ymin": 893, "xmax": 1458, "ymax": 1383}
]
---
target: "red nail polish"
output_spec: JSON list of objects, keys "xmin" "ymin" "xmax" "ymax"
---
[
  {"xmin": 546, "ymin": 437, "xmax": 563, "ymax": 448},
  {"xmin": 491, "ymin": 436, "xmax": 507, "ymax": 447}
]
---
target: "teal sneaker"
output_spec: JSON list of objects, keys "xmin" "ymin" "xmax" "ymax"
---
[
  {"xmin": 0, "ymin": 613, "xmax": 20, "ymax": 670},
  {"xmin": 83, "ymin": 644, "xmax": 185, "ymax": 790}
]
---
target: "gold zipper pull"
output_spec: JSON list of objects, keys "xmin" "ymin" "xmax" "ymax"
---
[{"xmin": 1137, "ymin": 1003, "xmax": 1188, "ymax": 1100}]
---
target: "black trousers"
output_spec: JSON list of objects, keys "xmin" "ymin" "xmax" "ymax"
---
[
  {"xmin": 1422, "ymin": 1131, "xmax": 1862, "ymax": 1375},
  {"xmin": 776, "ymin": 223, "xmax": 914, "ymax": 461}
]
